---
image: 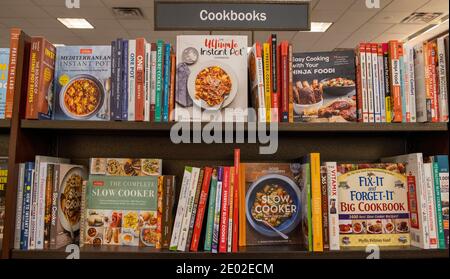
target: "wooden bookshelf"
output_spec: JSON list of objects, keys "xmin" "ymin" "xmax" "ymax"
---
[
  {"xmin": 10, "ymin": 246, "xmax": 449, "ymax": 260},
  {"xmin": 0, "ymin": 119, "xmax": 11, "ymax": 130}
]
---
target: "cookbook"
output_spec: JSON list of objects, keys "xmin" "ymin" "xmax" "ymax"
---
[
  {"xmin": 53, "ymin": 46, "xmax": 111, "ymax": 121},
  {"xmin": 89, "ymin": 158, "xmax": 162, "ymax": 176},
  {"xmin": 175, "ymin": 35, "xmax": 248, "ymax": 122}
]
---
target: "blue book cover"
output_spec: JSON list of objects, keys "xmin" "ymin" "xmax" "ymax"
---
[
  {"xmin": 163, "ymin": 44, "xmax": 171, "ymax": 122},
  {"xmin": 0, "ymin": 48, "xmax": 10, "ymax": 119},
  {"xmin": 20, "ymin": 162, "xmax": 34, "ymax": 250},
  {"xmin": 122, "ymin": 40, "xmax": 129, "ymax": 120}
]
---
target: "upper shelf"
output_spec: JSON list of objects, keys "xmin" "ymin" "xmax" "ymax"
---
[{"xmin": 20, "ymin": 120, "xmax": 449, "ymax": 133}]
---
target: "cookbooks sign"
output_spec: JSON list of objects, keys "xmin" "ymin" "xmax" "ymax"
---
[{"xmin": 154, "ymin": 0, "xmax": 310, "ymax": 31}]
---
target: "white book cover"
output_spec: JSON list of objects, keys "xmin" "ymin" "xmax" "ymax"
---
[
  {"xmin": 372, "ymin": 48, "xmax": 381, "ymax": 123},
  {"xmin": 406, "ymin": 46, "xmax": 417, "ymax": 122},
  {"xmin": 326, "ymin": 162, "xmax": 340, "ymax": 251},
  {"xmin": 378, "ymin": 49, "xmax": 386, "ymax": 122},
  {"xmin": 178, "ymin": 167, "xmax": 200, "ymax": 251},
  {"xmin": 144, "ymin": 42, "xmax": 151, "ymax": 122},
  {"xmin": 175, "ymin": 35, "xmax": 248, "ymax": 122},
  {"xmin": 128, "ymin": 39, "xmax": 136, "ymax": 121},
  {"xmin": 437, "ymin": 36, "xmax": 449, "ymax": 122},
  {"xmin": 248, "ymin": 43, "xmax": 266, "ymax": 122},
  {"xmin": 366, "ymin": 49, "xmax": 375, "ymax": 122},
  {"xmin": 169, "ymin": 167, "xmax": 192, "ymax": 250},
  {"xmin": 212, "ymin": 175, "xmax": 223, "ymax": 254},
  {"xmin": 14, "ymin": 163, "xmax": 25, "ymax": 250},
  {"xmin": 413, "ymin": 44, "xmax": 428, "ymax": 123},
  {"xmin": 424, "ymin": 162, "xmax": 438, "ymax": 248},
  {"xmin": 381, "ymin": 153, "xmax": 430, "ymax": 249},
  {"xmin": 28, "ymin": 169, "xmax": 36, "ymax": 249},
  {"xmin": 360, "ymin": 46, "xmax": 369, "ymax": 123},
  {"xmin": 150, "ymin": 45, "xmax": 157, "ymax": 119}
]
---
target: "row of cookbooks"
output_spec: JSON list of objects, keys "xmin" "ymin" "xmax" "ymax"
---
[
  {"xmin": 3, "ymin": 28, "xmax": 449, "ymax": 123},
  {"xmin": 13, "ymin": 151, "xmax": 449, "ymax": 252}
]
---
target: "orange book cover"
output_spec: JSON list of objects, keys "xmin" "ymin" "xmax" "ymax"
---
[
  {"xmin": 428, "ymin": 41, "xmax": 440, "ymax": 122},
  {"xmin": 310, "ymin": 153, "xmax": 324, "ymax": 252},
  {"xmin": 135, "ymin": 38, "xmax": 146, "ymax": 122},
  {"xmin": 388, "ymin": 40, "xmax": 403, "ymax": 122}
]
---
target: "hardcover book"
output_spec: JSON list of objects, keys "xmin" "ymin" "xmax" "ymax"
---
[
  {"xmin": 337, "ymin": 163, "xmax": 410, "ymax": 248},
  {"xmin": 175, "ymin": 35, "xmax": 248, "ymax": 122},
  {"xmin": 0, "ymin": 158, "xmax": 7, "ymax": 240},
  {"xmin": 292, "ymin": 50, "xmax": 357, "ymax": 122},
  {"xmin": 0, "ymin": 48, "xmax": 9, "ymax": 119},
  {"xmin": 53, "ymin": 46, "xmax": 111, "ymax": 121}
]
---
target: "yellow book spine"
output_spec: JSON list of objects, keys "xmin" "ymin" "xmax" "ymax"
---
[
  {"xmin": 238, "ymin": 165, "xmax": 246, "ymax": 247},
  {"xmin": 263, "ymin": 43, "xmax": 272, "ymax": 123},
  {"xmin": 311, "ymin": 153, "xmax": 324, "ymax": 252}
]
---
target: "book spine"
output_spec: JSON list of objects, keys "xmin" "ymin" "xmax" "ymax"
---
[
  {"xmin": 25, "ymin": 37, "xmax": 41, "ymax": 119},
  {"xmin": 366, "ymin": 44, "xmax": 375, "ymax": 123},
  {"xmin": 212, "ymin": 167, "xmax": 223, "ymax": 253},
  {"xmin": 178, "ymin": 167, "xmax": 200, "ymax": 251},
  {"xmin": 288, "ymin": 44, "xmax": 294, "ymax": 123},
  {"xmin": 320, "ymin": 166, "xmax": 329, "ymax": 250},
  {"xmin": 35, "ymin": 162, "xmax": 48, "ymax": 249},
  {"xmin": 437, "ymin": 37, "xmax": 449, "ymax": 122},
  {"xmin": 135, "ymin": 38, "xmax": 145, "ymax": 122},
  {"xmin": 144, "ymin": 43, "xmax": 151, "ymax": 122},
  {"xmin": 383, "ymin": 43, "xmax": 393, "ymax": 123},
  {"xmin": 162, "ymin": 176, "xmax": 175, "ymax": 248},
  {"xmin": 5, "ymin": 29, "xmax": 21, "ymax": 119},
  {"xmin": 110, "ymin": 40, "xmax": 118, "ymax": 120},
  {"xmin": 377, "ymin": 44, "xmax": 386, "ymax": 123},
  {"xmin": 185, "ymin": 168, "xmax": 204, "ymax": 251},
  {"xmin": 49, "ymin": 165, "xmax": 60, "ymax": 249},
  {"xmin": 162, "ymin": 44, "xmax": 171, "ymax": 122},
  {"xmin": 43, "ymin": 164, "xmax": 54, "ymax": 249},
  {"xmin": 407, "ymin": 46, "xmax": 417, "ymax": 122},
  {"xmin": 311, "ymin": 154, "xmax": 323, "ymax": 252},
  {"xmin": 436, "ymin": 156, "xmax": 449, "ymax": 248},
  {"xmin": 232, "ymin": 150, "xmax": 240, "ymax": 252},
  {"xmin": 79, "ymin": 180, "xmax": 87, "ymax": 248},
  {"xmin": 326, "ymin": 162, "xmax": 339, "ymax": 251},
  {"xmin": 204, "ymin": 169, "xmax": 218, "ymax": 252},
  {"xmin": 169, "ymin": 167, "xmax": 192, "ymax": 251},
  {"xmin": 122, "ymin": 40, "xmax": 129, "ymax": 120},
  {"xmin": 150, "ymin": 43, "xmax": 157, "ymax": 121},
  {"xmin": 14, "ymin": 163, "xmax": 25, "ymax": 250},
  {"xmin": 417, "ymin": 156, "xmax": 431, "ymax": 249},
  {"xmin": 306, "ymin": 163, "xmax": 313, "ymax": 252},
  {"xmin": 406, "ymin": 174, "xmax": 425, "ymax": 248},
  {"xmin": 372, "ymin": 43, "xmax": 381, "ymax": 123},
  {"xmin": 169, "ymin": 52, "xmax": 176, "ymax": 122},
  {"xmin": 156, "ymin": 176, "xmax": 164, "ymax": 249},
  {"xmin": 227, "ymin": 167, "xmax": 235, "ymax": 253},
  {"xmin": 191, "ymin": 167, "xmax": 213, "ymax": 252},
  {"xmin": 272, "ymin": 39, "xmax": 280, "ymax": 122},
  {"xmin": 21, "ymin": 162, "xmax": 34, "ymax": 250},
  {"xmin": 414, "ymin": 44, "xmax": 428, "ymax": 122},
  {"xmin": 280, "ymin": 42, "xmax": 289, "ymax": 122},
  {"xmin": 155, "ymin": 40, "xmax": 164, "ymax": 122},
  {"xmin": 0, "ymin": 49, "xmax": 9, "ymax": 119},
  {"xmin": 355, "ymin": 45, "xmax": 364, "ymax": 122},
  {"xmin": 430, "ymin": 41, "xmax": 440, "ymax": 122},
  {"xmin": 28, "ymin": 164, "xmax": 37, "ymax": 250},
  {"xmin": 238, "ymin": 164, "xmax": 246, "ymax": 247},
  {"xmin": 399, "ymin": 43, "xmax": 409, "ymax": 122},
  {"xmin": 128, "ymin": 40, "xmax": 136, "ymax": 121},
  {"xmin": 432, "ymin": 161, "xmax": 445, "ymax": 248},
  {"xmin": 424, "ymin": 42, "xmax": 434, "ymax": 122},
  {"xmin": 424, "ymin": 163, "xmax": 438, "ymax": 248},
  {"xmin": 263, "ymin": 43, "xmax": 272, "ymax": 122},
  {"xmin": 254, "ymin": 43, "xmax": 266, "ymax": 122},
  {"xmin": 388, "ymin": 40, "xmax": 403, "ymax": 122},
  {"xmin": 114, "ymin": 39, "xmax": 122, "ymax": 121},
  {"xmin": 219, "ymin": 167, "xmax": 230, "ymax": 253}
]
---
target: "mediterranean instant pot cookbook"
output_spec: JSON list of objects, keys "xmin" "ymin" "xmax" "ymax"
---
[
  {"xmin": 292, "ymin": 50, "xmax": 357, "ymax": 123},
  {"xmin": 53, "ymin": 46, "xmax": 112, "ymax": 121},
  {"xmin": 175, "ymin": 35, "xmax": 248, "ymax": 122}
]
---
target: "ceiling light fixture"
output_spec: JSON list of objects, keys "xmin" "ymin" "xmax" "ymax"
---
[
  {"xmin": 57, "ymin": 18, "xmax": 94, "ymax": 29},
  {"xmin": 308, "ymin": 22, "xmax": 333, "ymax": 32}
]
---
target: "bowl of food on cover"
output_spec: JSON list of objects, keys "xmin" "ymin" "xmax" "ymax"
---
[
  {"xmin": 352, "ymin": 221, "xmax": 364, "ymax": 234},
  {"xmin": 383, "ymin": 220, "xmax": 395, "ymax": 234},
  {"xmin": 293, "ymin": 80, "xmax": 324, "ymax": 115},
  {"xmin": 367, "ymin": 220, "xmax": 383, "ymax": 234},
  {"xmin": 141, "ymin": 159, "xmax": 161, "ymax": 176},
  {"xmin": 121, "ymin": 232, "xmax": 135, "ymax": 246},
  {"xmin": 339, "ymin": 222, "xmax": 353, "ymax": 234},
  {"xmin": 59, "ymin": 74, "xmax": 105, "ymax": 119},
  {"xmin": 58, "ymin": 167, "xmax": 85, "ymax": 236},
  {"xmin": 188, "ymin": 61, "xmax": 238, "ymax": 111},
  {"xmin": 245, "ymin": 174, "xmax": 302, "ymax": 238},
  {"xmin": 140, "ymin": 227, "xmax": 158, "ymax": 247},
  {"xmin": 320, "ymin": 77, "xmax": 355, "ymax": 97},
  {"xmin": 395, "ymin": 220, "xmax": 410, "ymax": 233}
]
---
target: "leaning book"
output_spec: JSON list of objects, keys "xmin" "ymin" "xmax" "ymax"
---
[
  {"xmin": 337, "ymin": 163, "xmax": 410, "ymax": 248},
  {"xmin": 82, "ymin": 175, "xmax": 159, "ymax": 247}
]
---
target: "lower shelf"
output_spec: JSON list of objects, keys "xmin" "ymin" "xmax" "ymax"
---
[{"xmin": 10, "ymin": 245, "xmax": 449, "ymax": 260}]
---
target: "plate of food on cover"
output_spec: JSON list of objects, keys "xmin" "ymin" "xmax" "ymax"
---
[
  {"xmin": 395, "ymin": 219, "xmax": 410, "ymax": 233},
  {"xmin": 140, "ymin": 227, "xmax": 158, "ymax": 247},
  {"xmin": 188, "ymin": 61, "xmax": 238, "ymax": 111},
  {"xmin": 245, "ymin": 174, "xmax": 302, "ymax": 238},
  {"xmin": 292, "ymin": 80, "xmax": 324, "ymax": 115},
  {"xmin": 352, "ymin": 221, "xmax": 364, "ymax": 234},
  {"xmin": 367, "ymin": 220, "xmax": 383, "ymax": 234},
  {"xmin": 383, "ymin": 219, "xmax": 395, "ymax": 234},
  {"xmin": 339, "ymin": 222, "xmax": 353, "ymax": 234},
  {"xmin": 58, "ymin": 167, "xmax": 85, "ymax": 234},
  {"xmin": 59, "ymin": 74, "xmax": 105, "ymax": 119}
]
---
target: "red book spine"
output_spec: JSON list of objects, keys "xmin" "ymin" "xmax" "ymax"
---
[
  {"xmin": 356, "ymin": 44, "xmax": 363, "ymax": 122},
  {"xmin": 232, "ymin": 149, "xmax": 240, "ymax": 253},
  {"xmin": 190, "ymin": 167, "xmax": 213, "ymax": 252},
  {"xmin": 135, "ymin": 38, "xmax": 145, "ymax": 121},
  {"xmin": 219, "ymin": 167, "xmax": 230, "ymax": 253}
]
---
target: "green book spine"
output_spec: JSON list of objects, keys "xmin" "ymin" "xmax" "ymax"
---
[
  {"xmin": 155, "ymin": 40, "xmax": 164, "ymax": 122},
  {"xmin": 204, "ymin": 169, "xmax": 218, "ymax": 252},
  {"xmin": 306, "ymin": 164, "xmax": 313, "ymax": 252},
  {"xmin": 433, "ymin": 161, "xmax": 446, "ymax": 249}
]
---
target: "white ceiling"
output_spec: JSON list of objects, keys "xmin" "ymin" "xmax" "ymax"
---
[{"xmin": 0, "ymin": 0, "xmax": 448, "ymax": 51}]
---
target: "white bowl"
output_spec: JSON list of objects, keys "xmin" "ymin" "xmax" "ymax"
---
[{"xmin": 293, "ymin": 100, "xmax": 324, "ymax": 115}]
